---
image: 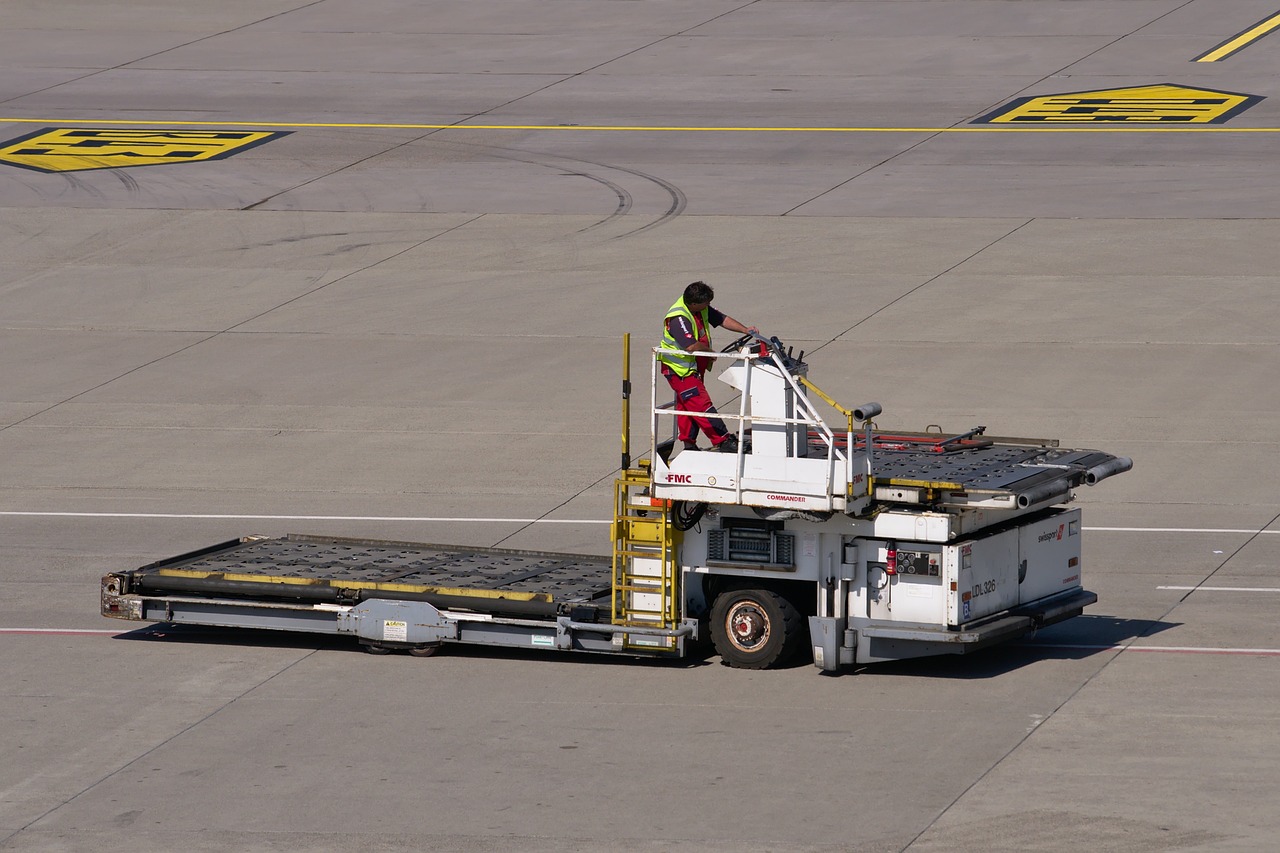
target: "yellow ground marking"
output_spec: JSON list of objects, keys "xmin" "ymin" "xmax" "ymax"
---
[
  {"xmin": 973, "ymin": 84, "xmax": 1262, "ymax": 124},
  {"xmin": 1, "ymin": 117, "xmax": 1279, "ymax": 133},
  {"xmin": 1194, "ymin": 10, "xmax": 1280, "ymax": 61},
  {"xmin": 0, "ymin": 127, "xmax": 289, "ymax": 173}
]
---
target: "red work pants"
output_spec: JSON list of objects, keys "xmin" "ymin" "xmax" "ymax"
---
[{"xmin": 663, "ymin": 367, "xmax": 730, "ymax": 446}]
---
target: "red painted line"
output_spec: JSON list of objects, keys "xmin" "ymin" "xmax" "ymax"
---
[
  {"xmin": 1034, "ymin": 643, "xmax": 1280, "ymax": 656},
  {"xmin": 0, "ymin": 628, "xmax": 123, "ymax": 636}
]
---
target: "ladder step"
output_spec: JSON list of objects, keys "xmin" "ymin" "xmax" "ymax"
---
[{"xmin": 612, "ymin": 474, "xmax": 679, "ymax": 631}]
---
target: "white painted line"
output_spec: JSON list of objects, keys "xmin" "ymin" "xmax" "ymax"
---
[
  {"xmin": 1032, "ymin": 643, "xmax": 1280, "ymax": 656},
  {"xmin": 1158, "ymin": 586, "xmax": 1280, "ymax": 592},
  {"xmin": 1089, "ymin": 527, "xmax": 1280, "ymax": 534},
  {"xmin": 0, "ymin": 512, "xmax": 1274, "ymax": 534},
  {"xmin": 0, "ymin": 511, "xmax": 610, "ymax": 524}
]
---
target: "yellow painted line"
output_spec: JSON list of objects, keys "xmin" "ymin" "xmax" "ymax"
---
[
  {"xmin": 1194, "ymin": 10, "xmax": 1280, "ymax": 62},
  {"xmin": 874, "ymin": 478, "xmax": 966, "ymax": 491},
  {"xmin": 2, "ymin": 116, "xmax": 1280, "ymax": 133},
  {"xmin": 154, "ymin": 567, "xmax": 552, "ymax": 602}
]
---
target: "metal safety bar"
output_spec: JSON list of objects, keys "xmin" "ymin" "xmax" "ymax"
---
[{"xmin": 650, "ymin": 343, "xmax": 850, "ymax": 486}]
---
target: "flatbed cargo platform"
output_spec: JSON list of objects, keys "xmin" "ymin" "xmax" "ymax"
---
[
  {"xmin": 102, "ymin": 534, "xmax": 668, "ymax": 657},
  {"xmin": 115, "ymin": 534, "xmax": 613, "ymax": 620}
]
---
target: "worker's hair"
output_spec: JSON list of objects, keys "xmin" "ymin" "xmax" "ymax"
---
[{"xmin": 683, "ymin": 280, "xmax": 714, "ymax": 305}]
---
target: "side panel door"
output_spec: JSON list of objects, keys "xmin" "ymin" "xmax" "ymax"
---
[
  {"xmin": 1017, "ymin": 509, "xmax": 1084, "ymax": 604},
  {"xmin": 946, "ymin": 528, "xmax": 1021, "ymax": 626}
]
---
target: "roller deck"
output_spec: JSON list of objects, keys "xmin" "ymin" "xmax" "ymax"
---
[
  {"xmin": 844, "ymin": 431, "xmax": 1124, "ymax": 509},
  {"xmin": 112, "ymin": 534, "xmax": 614, "ymax": 620}
]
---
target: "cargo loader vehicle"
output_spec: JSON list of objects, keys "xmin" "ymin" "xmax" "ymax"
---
[{"xmin": 101, "ymin": 334, "xmax": 1131, "ymax": 673}]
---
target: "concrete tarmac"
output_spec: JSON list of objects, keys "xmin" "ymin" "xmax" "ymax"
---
[{"xmin": 2, "ymin": 1, "xmax": 1278, "ymax": 850}]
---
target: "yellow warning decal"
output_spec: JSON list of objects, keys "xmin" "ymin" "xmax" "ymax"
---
[
  {"xmin": 973, "ymin": 84, "xmax": 1263, "ymax": 124},
  {"xmin": 0, "ymin": 127, "xmax": 290, "ymax": 173}
]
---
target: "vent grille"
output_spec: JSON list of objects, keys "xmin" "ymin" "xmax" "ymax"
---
[{"xmin": 708, "ymin": 521, "xmax": 795, "ymax": 568}]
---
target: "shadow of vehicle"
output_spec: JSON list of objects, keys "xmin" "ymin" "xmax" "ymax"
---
[
  {"xmin": 111, "ymin": 621, "xmax": 718, "ymax": 669},
  {"xmin": 112, "ymin": 614, "xmax": 1172, "ymax": 677},
  {"xmin": 843, "ymin": 615, "xmax": 1181, "ymax": 680}
]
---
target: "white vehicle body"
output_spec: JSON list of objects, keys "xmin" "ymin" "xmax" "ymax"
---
[
  {"xmin": 634, "ymin": 337, "xmax": 1127, "ymax": 670},
  {"xmin": 101, "ymin": 335, "xmax": 1129, "ymax": 674}
]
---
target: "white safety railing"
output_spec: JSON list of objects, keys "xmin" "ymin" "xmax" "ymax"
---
[{"xmin": 650, "ymin": 344, "xmax": 852, "ymax": 504}]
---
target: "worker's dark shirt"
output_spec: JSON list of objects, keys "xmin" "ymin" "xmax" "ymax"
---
[{"xmin": 666, "ymin": 306, "xmax": 726, "ymax": 350}]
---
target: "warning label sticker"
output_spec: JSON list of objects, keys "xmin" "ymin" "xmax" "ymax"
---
[
  {"xmin": 973, "ymin": 84, "xmax": 1263, "ymax": 124},
  {"xmin": 0, "ymin": 128, "xmax": 290, "ymax": 173}
]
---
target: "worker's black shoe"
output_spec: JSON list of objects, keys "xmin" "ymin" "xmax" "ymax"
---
[
  {"xmin": 683, "ymin": 441, "xmax": 700, "ymax": 452},
  {"xmin": 717, "ymin": 436, "xmax": 740, "ymax": 453}
]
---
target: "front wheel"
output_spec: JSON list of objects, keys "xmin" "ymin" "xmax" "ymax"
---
[{"xmin": 709, "ymin": 588, "xmax": 804, "ymax": 669}]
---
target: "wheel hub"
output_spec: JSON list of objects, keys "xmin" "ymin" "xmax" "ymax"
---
[{"xmin": 726, "ymin": 601, "xmax": 770, "ymax": 651}]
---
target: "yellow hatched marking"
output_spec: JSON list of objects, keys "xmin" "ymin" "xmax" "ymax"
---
[
  {"xmin": 975, "ymin": 84, "xmax": 1262, "ymax": 124},
  {"xmin": 0, "ymin": 128, "xmax": 288, "ymax": 173}
]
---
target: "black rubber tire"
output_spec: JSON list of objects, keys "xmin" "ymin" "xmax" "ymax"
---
[
  {"xmin": 408, "ymin": 644, "xmax": 441, "ymax": 657},
  {"xmin": 709, "ymin": 588, "xmax": 805, "ymax": 669}
]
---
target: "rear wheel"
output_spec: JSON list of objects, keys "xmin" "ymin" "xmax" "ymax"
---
[{"xmin": 710, "ymin": 588, "xmax": 804, "ymax": 669}]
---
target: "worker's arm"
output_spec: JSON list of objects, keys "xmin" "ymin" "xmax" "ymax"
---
[
  {"xmin": 667, "ymin": 312, "xmax": 758, "ymax": 353},
  {"xmin": 718, "ymin": 315, "xmax": 758, "ymax": 336},
  {"xmin": 686, "ymin": 315, "xmax": 758, "ymax": 352}
]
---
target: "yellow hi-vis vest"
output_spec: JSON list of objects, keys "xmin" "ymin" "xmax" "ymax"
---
[{"xmin": 658, "ymin": 297, "xmax": 711, "ymax": 377}]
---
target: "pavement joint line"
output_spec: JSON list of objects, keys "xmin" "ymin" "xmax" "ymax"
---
[
  {"xmin": 4, "ymin": 117, "xmax": 1280, "ymax": 133},
  {"xmin": 0, "ymin": 643, "xmax": 323, "ymax": 844}
]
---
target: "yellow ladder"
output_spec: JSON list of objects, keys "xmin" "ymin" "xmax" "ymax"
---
[{"xmin": 611, "ymin": 462, "xmax": 682, "ymax": 651}]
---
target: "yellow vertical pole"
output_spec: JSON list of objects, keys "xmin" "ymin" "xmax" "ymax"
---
[{"xmin": 621, "ymin": 333, "xmax": 631, "ymax": 472}]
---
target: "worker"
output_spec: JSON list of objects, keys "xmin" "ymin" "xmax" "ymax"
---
[{"xmin": 658, "ymin": 281, "xmax": 758, "ymax": 453}]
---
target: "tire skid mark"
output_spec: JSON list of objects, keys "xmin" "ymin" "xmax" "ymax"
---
[
  {"xmin": 442, "ymin": 140, "xmax": 684, "ymax": 238},
  {"xmin": 55, "ymin": 173, "xmax": 107, "ymax": 202},
  {"xmin": 573, "ymin": 171, "xmax": 633, "ymax": 232},
  {"xmin": 111, "ymin": 168, "xmax": 141, "ymax": 195},
  {"xmin": 436, "ymin": 140, "xmax": 631, "ymax": 232},
  {"xmin": 604, "ymin": 162, "xmax": 686, "ymax": 239}
]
